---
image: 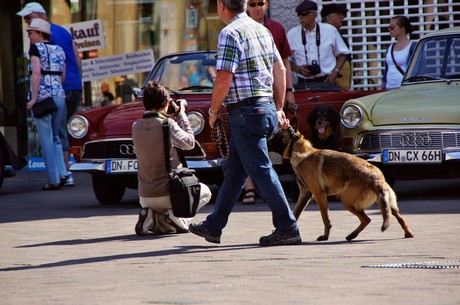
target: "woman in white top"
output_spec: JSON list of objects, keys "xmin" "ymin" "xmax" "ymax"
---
[{"xmin": 381, "ymin": 16, "xmax": 416, "ymax": 90}]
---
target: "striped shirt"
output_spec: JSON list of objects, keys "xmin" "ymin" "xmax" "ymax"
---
[{"xmin": 216, "ymin": 12, "xmax": 281, "ymax": 105}]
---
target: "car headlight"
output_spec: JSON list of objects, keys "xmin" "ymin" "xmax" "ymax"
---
[
  {"xmin": 341, "ymin": 104, "xmax": 363, "ymax": 128},
  {"xmin": 67, "ymin": 115, "xmax": 89, "ymax": 139},
  {"xmin": 187, "ymin": 111, "xmax": 205, "ymax": 135}
]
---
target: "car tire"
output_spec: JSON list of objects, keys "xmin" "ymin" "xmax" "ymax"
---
[
  {"xmin": 92, "ymin": 173, "xmax": 126, "ymax": 204},
  {"xmin": 0, "ymin": 149, "xmax": 5, "ymax": 190}
]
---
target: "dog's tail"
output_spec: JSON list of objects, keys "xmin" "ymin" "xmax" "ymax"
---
[{"xmin": 376, "ymin": 183, "xmax": 395, "ymax": 232}]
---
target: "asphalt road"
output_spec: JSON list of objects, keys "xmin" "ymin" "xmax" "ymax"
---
[{"xmin": 1, "ymin": 171, "xmax": 459, "ymax": 305}]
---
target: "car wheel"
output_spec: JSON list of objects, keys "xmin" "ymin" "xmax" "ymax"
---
[
  {"xmin": 0, "ymin": 149, "xmax": 5, "ymax": 190},
  {"xmin": 92, "ymin": 173, "xmax": 126, "ymax": 204}
]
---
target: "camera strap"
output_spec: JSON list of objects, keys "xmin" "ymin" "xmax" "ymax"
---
[{"xmin": 301, "ymin": 22, "xmax": 321, "ymax": 66}]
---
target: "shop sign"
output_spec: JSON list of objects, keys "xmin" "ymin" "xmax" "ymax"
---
[
  {"xmin": 62, "ymin": 19, "xmax": 106, "ymax": 52},
  {"xmin": 23, "ymin": 156, "xmax": 75, "ymax": 171},
  {"xmin": 81, "ymin": 49, "xmax": 155, "ymax": 82}
]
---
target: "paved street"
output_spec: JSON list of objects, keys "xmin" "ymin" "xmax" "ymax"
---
[{"xmin": 1, "ymin": 171, "xmax": 459, "ymax": 305}]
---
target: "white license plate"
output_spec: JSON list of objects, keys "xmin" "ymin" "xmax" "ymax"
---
[
  {"xmin": 382, "ymin": 149, "xmax": 443, "ymax": 164},
  {"xmin": 106, "ymin": 160, "xmax": 139, "ymax": 173}
]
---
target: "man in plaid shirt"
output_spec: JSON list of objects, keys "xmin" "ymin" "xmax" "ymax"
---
[{"xmin": 189, "ymin": 0, "xmax": 301, "ymax": 246}]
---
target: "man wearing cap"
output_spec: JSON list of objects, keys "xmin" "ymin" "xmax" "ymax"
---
[
  {"xmin": 321, "ymin": 3, "xmax": 353, "ymax": 89},
  {"xmin": 287, "ymin": 0, "xmax": 349, "ymax": 89},
  {"xmin": 18, "ymin": 2, "xmax": 82, "ymax": 187}
]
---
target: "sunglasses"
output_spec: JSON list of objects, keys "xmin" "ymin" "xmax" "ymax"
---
[
  {"xmin": 388, "ymin": 25, "xmax": 397, "ymax": 30},
  {"xmin": 24, "ymin": 15, "xmax": 32, "ymax": 21},
  {"xmin": 248, "ymin": 1, "xmax": 266, "ymax": 7}
]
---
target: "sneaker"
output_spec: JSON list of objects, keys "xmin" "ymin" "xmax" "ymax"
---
[
  {"xmin": 166, "ymin": 212, "xmax": 190, "ymax": 233},
  {"xmin": 152, "ymin": 213, "xmax": 177, "ymax": 234},
  {"xmin": 135, "ymin": 208, "xmax": 155, "ymax": 236},
  {"xmin": 64, "ymin": 173, "xmax": 75, "ymax": 187},
  {"xmin": 189, "ymin": 221, "xmax": 221, "ymax": 244},
  {"xmin": 259, "ymin": 229, "xmax": 302, "ymax": 246}
]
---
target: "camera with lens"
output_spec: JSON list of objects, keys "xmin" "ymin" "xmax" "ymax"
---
[
  {"xmin": 167, "ymin": 99, "xmax": 187, "ymax": 114},
  {"xmin": 306, "ymin": 60, "xmax": 321, "ymax": 76}
]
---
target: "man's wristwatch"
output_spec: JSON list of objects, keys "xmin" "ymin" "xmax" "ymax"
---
[
  {"xmin": 286, "ymin": 87, "xmax": 295, "ymax": 93},
  {"xmin": 334, "ymin": 68, "xmax": 340, "ymax": 73},
  {"xmin": 208, "ymin": 108, "xmax": 220, "ymax": 116}
]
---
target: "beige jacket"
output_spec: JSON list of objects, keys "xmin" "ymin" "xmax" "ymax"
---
[{"xmin": 132, "ymin": 112, "xmax": 194, "ymax": 198}]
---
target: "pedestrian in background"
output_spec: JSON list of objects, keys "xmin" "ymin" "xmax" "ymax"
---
[
  {"xmin": 189, "ymin": 0, "xmax": 301, "ymax": 246},
  {"xmin": 287, "ymin": 0, "xmax": 349, "ymax": 89},
  {"xmin": 101, "ymin": 82, "xmax": 115, "ymax": 106},
  {"xmin": 380, "ymin": 16, "xmax": 416, "ymax": 90},
  {"xmin": 26, "ymin": 18, "xmax": 67, "ymax": 191},
  {"xmin": 321, "ymin": 3, "xmax": 353, "ymax": 89},
  {"xmin": 17, "ymin": 2, "xmax": 83, "ymax": 187}
]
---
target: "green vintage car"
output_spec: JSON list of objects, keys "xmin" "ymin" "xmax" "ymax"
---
[{"xmin": 340, "ymin": 27, "xmax": 460, "ymax": 183}]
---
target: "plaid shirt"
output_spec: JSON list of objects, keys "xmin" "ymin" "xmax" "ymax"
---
[{"xmin": 216, "ymin": 13, "xmax": 281, "ymax": 105}]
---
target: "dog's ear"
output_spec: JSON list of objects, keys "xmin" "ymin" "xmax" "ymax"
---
[
  {"xmin": 290, "ymin": 116, "xmax": 298, "ymax": 131},
  {"xmin": 307, "ymin": 107, "xmax": 317, "ymax": 127},
  {"xmin": 328, "ymin": 108, "xmax": 341, "ymax": 127}
]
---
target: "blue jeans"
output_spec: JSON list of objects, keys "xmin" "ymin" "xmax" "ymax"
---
[
  {"xmin": 34, "ymin": 97, "xmax": 67, "ymax": 184},
  {"xmin": 206, "ymin": 100, "xmax": 298, "ymax": 234}
]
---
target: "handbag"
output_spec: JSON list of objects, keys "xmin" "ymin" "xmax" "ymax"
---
[
  {"xmin": 31, "ymin": 43, "xmax": 58, "ymax": 118},
  {"xmin": 162, "ymin": 118, "xmax": 201, "ymax": 218},
  {"xmin": 32, "ymin": 97, "xmax": 57, "ymax": 118}
]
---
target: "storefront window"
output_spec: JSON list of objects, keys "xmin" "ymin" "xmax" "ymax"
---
[{"xmin": 73, "ymin": 0, "xmax": 211, "ymax": 108}]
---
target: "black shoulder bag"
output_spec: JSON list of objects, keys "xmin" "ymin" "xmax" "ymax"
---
[
  {"xmin": 32, "ymin": 43, "xmax": 58, "ymax": 118},
  {"xmin": 162, "ymin": 118, "xmax": 201, "ymax": 218}
]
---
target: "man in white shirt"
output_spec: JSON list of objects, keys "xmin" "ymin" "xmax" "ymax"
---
[{"xmin": 287, "ymin": 0, "xmax": 350, "ymax": 89}]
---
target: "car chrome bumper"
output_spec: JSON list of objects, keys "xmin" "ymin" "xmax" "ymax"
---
[{"xmin": 69, "ymin": 158, "xmax": 224, "ymax": 173}]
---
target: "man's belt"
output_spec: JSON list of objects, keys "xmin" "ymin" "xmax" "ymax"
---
[{"xmin": 226, "ymin": 96, "xmax": 273, "ymax": 112}]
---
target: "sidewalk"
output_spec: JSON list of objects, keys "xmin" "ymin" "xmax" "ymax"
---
[{"xmin": 1, "ymin": 171, "xmax": 459, "ymax": 305}]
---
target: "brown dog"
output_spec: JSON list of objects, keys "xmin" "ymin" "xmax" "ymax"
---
[{"xmin": 269, "ymin": 119, "xmax": 414, "ymax": 241}]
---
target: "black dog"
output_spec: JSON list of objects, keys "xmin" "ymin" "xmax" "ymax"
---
[{"xmin": 307, "ymin": 106, "xmax": 341, "ymax": 150}]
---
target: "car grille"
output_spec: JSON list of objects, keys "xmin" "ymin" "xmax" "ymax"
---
[
  {"xmin": 358, "ymin": 130, "xmax": 460, "ymax": 151},
  {"xmin": 81, "ymin": 139, "xmax": 206, "ymax": 160},
  {"xmin": 82, "ymin": 139, "xmax": 137, "ymax": 159}
]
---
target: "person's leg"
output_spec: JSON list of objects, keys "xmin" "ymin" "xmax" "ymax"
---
[
  {"xmin": 204, "ymin": 138, "xmax": 248, "ymax": 233},
  {"xmin": 61, "ymin": 90, "xmax": 82, "ymax": 185},
  {"xmin": 51, "ymin": 97, "xmax": 68, "ymax": 181},
  {"xmin": 65, "ymin": 90, "xmax": 82, "ymax": 118},
  {"xmin": 197, "ymin": 183, "xmax": 212, "ymax": 210},
  {"xmin": 34, "ymin": 115, "xmax": 60, "ymax": 186},
  {"xmin": 236, "ymin": 102, "xmax": 297, "ymax": 233},
  {"xmin": 58, "ymin": 97, "xmax": 69, "ymax": 172},
  {"xmin": 242, "ymin": 177, "xmax": 256, "ymax": 204}
]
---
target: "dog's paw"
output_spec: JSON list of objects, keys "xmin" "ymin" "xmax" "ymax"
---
[
  {"xmin": 405, "ymin": 232, "xmax": 414, "ymax": 238},
  {"xmin": 345, "ymin": 233, "xmax": 358, "ymax": 241}
]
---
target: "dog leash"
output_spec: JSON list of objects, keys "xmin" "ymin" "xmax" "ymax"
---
[
  {"xmin": 287, "ymin": 126, "xmax": 300, "ymax": 158},
  {"xmin": 211, "ymin": 119, "xmax": 229, "ymax": 159}
]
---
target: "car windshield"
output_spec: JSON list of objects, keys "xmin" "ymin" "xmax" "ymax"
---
[
  {"xmin": 404, "ymin": 34, "xmax": 460, "ymax": 84},
  {"xmin": 146, "ymin": 52, "xmax": 217, "ymax": 93}
]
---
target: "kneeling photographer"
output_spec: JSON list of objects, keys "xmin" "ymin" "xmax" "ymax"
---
[
  {"xmin": 132, "ymin": 81, "xmax": 211, "ymax": 235},
  {"xmin": 286, "ymin": 0, "xmax": 350, "ymax": 90}
]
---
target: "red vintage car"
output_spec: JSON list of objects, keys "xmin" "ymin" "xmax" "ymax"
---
[{"xmin": 68, "ymin": 50, "xmax": 380, "ymax": 204}]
